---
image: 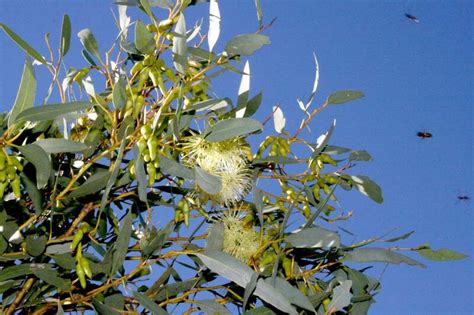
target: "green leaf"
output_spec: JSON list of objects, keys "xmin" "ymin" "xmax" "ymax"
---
[
  {"xmin": 195, "ymin": 251, "xmax": 297, "ymax": 315},
  {"xmin": 135, "ymin": 20, "xmax": 155, "ymax": 54},
  {"xmin": 350, "ymin": 175, "xmax": 383, "ymax": 204},
  {"xmin": 286, "ymin": 227, "xmax": 340, "ymax": 249},
  {"xmin": 205, "ymin": 118, "xmax": 262, "ymax": 142},
  {"xmin": 93, "ymin": 298, "xmax": 121, "ymax": 315},
  {"xmin": 26, "ymin": 235, "xmax": 47, "ymax": 257},
  {"xmin": 154, "ymin": 277, "xmax": 209, "ymax": 302},
  {"xmin": 269, "ymin": 277, "xmax": 315, "ymax": 313},
  {"xmin": 15, "ymin": 101, "xmax": 93, "ymax": 123},
  {"xmin": 60, "ymin": 14, "xmax": 71, "ymax": 56},
  {"xmin": 20, "ymin": 173, "xmax": 43, "ymax": 213},
  {"xmin": 349, "ymin": 150, "xmax": 372, "ymax": 162},
  {"xmin": 158, "ymin": 156, "xmax": 194, "ymax": 179},
  {"xmin": 0, "ymin": 263, "xmax": 52, "ymax": 282},
  {"xmin": 112, "ymin": 77, "xmax": 127, "ymax": 109},
  {"xmin": 134, "ymin": 149, "xmax": 147, "ymax": 202},
  {"xmin": 224, "ymin": 34, "xmax": 270, "ymax": 56},
  {"xmin": 133, "ymin": 291, "xmax": 168, "ymax": 315},
  {"xmin": 417, "ymin": 247, "xmax": 467, "ymax": 261},
  {"xmin": 328, "ymin": 280, "xmax": 353, "ymax": 312},
  {"xmin": 243, "ymin": 272, "xmax": 259, "ymax": 310},
  {"xmin": 142, "ymin": 221, "xmax": 174, "ymax": 256},
  {"xmin": 111, "ymin": 210, "xmax": 133, "ymax": 275},
  {"xmin": 172, "ymin": 13, "xmax": 187, "ymax": 74},
  {"xmin": 255, "ymin": 0, "xmax": 263, "ymax": 27},
  {"xmin": 253, "ymin": 156, "xmax": 300, "ymax": 165},
  {"xmin": 327, "ymin": 90, "xmax": 364, "ymax": 105},
  {"xmin": 205, "ymin": 223, "xmax": 224, "ymax": 251},
  {"xmin": 33, "ymin": 267, "xmax": 71, "ymax": 291},
  {"xmin": 18, "ymin": 144, "xmax": 51, "ymax": 189},
  {"xmin": 195, "ymin": 167, "xmax": 222, "ymax": 195},
  {"xmin": 69, "ymin": 171, "xmax": 109, "ymax": 198},
  {"xmin": 8, "ymin": 57, "xmax": 36, "ymax": 128},
  {"xmin": 184, "ymin": 98, "xmax": 230, "ymax": 113},
  {"xmin": 195, "ymin": 300, "xmax": 231, "ymax": 315},
  {"xmin": 245, "ymin": 307, "xmax": 276, "ymax": 314},
  {"xmin": 34, "ymin": 139, "xmax": 87, "ymax": 154},
  {"xmin": 81, "ymin": 49, "xmax": 97, "ymax": 66},
  {"xmin": 77, "ymin": 29, "xmax": 100, "ymax": 59},
  {"xmin": 244, "ymin": 91, "xmax": 263, "ymax": 117},
  {"xmin": 344, "ymin": 248, "xmax": 426, "ymax": 268},
  {"xmin": 0, "ymin": 23, "xmax": 46, "ymax": 64},
  {"xmin": 100, "ymin": 134, "xmax": 128, "ymax": 211},
  {"xmin": 139, "ymin": 0, "xmax": 158, "ymax": 20}
]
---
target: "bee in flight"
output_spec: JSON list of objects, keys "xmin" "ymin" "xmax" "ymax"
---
[
  {"xmin": 457, "ymin": 195, "xmax": 470, "ymax": 202},
  {"xmin": 417, "ymin": 131, "xmax": 432, "ymax": 139},
  {"xmin": 405, "ymin": 13, "xmax": 420, "ymax": 23}
]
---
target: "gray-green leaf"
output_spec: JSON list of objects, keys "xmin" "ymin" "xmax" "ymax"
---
[
  {"xmin": 135, "ymin": 20, "xmax": 155, "ymax": 54},
  {"xmin": 195, "ymin": 300, "xmax": 231, "ymax": 315},
  {"xmin": 77, "ymin": 29, "xmax": 100, "ymax": 59},
  {"xmin": 60, "ymin": 14, "xmax": 71, "ymax": 56},
  {"xmin": 8, "ymin": 57, "xmax": 36, "ymax": 128},
  {"xmin": 350, "ymin": 175, "xmax": 383, "ymax": 203},
  {"xmin": 34, "ymin": 139, "xmax": 87, "ymax": 154},
  {"xmin": 204, "ymin": 118, "xmax": 262, "ymax": 142},
  {"xmin": 68, "ymin": 171, "xmax": 110, "ymax": 198},
  {"xmin": 15, "ymin": 101, "xmax": 93, "ymax": 123},
  {"xmin": 417, "ymin": 247, "xmax": 467, "ymax": 261},
  {"xmin": 18, "ymin": 144, "xmax": 51, "ymax": 189},
  {"xmin": 195, "ymin": 167, "xmax": 221, "ymax": 195},
  {"xmin": 133, "ymin": 291, "xmax": 168, "ymax": 315},
  {"xmin": 0, "ymin": 23, "xmax": 46, "ymax": 64},
  {"xmin": 286, "ymin": 227, "xmax": 340, "ymax": 249},
  {"xmin": 158, "ymin": 156, "xmax": 194, "ymax": 179},
  {"xmin": 344, "ymin": 248, "xmax": 426, "ymax": 268},
  {"xmin": 112, "ymin": 77, "xmax": 127, "ymax": 109},
  {"xmin": 224, "ymin": 34, "xmax": 270, "ymax": 56},
  {"xmin": 172, "ymin": 13, "xmax": 187, "ymax": 74},
  {"xmin": 327, "ymin": 90, "xmax": 364, "ymax": 105},
  {"xmin": 328, "ymin": 280, "xmax": 353, "ymax": 312},
  {"xmin": 111, "ymin": 210, "xmax": 133, "ymax": 275}
]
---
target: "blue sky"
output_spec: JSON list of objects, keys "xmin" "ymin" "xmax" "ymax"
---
[{"xmin": 0, "ymin": 1, "xmax": 472, "ymax": 314}]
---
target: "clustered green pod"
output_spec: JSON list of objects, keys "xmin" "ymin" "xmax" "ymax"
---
[
  {"xmin": 255, "ymin": 136, "xmax": 291, "ymax": 159},
  {"xmin": 176, "ymin": 199, "xmax": 190, "ymax": 227},
  {"xmin": 135, "ymin": 124, "xmax": 162, "ymax": 187},
  {"xmin": 0, "ymin": 149, "xmax": 23, "ymax": 199},
  {"xmin": 74, "ymin": 230, "xmax": 93, "ymax": 289}
]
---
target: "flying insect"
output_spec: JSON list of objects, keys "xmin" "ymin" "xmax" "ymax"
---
[
  {"xmin": 417, "ymin": 131, "xmax": 432, "ymax": 139},
  {"xmin": 405, "ymin": 13, "xmax": 420, "ymax": 23}
]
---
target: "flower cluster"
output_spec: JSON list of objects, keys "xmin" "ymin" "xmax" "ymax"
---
[{"xmin": 182, "ymin": 136, "xmax": 252, "ymax": 206}]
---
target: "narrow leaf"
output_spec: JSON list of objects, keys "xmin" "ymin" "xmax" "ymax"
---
[
  {"xmin": 15, "ymin": 101, "xmax": 93, "ymax": 123},
  {"xmin": 208, "ymin": 0, "xmax": 220, "ymax": 52},
  {"xmin": 34, "ymin": 139, "xmax": 87, "ymax": 154},
  {"xmin": 311, "ymin": 119, "xmax": 336, "ymax": 159},
  {"xmin": 18, "ymin": 144, "xmax": 51, "ymax": 189},
  {"xmin": 0, "ymin": 23, "xmax": 46, "ymax": 63},
  {"xmin": 20, "ymin": 173, "xmax": 43, "ymax": 213},
  {"xmin": 327, "ymin": 90, "xmax": 364, "ymax": 105},
  {"xmin": 134, "ymin": 149, "xmax": 148, "ymax": 202},
  {"xmin": 60, "ymin": 14, "xmax": 71, "ymax": 56},
  {"xmin": 133, "ymin": 291, "xmax": 167, "ymax": 315},
  {"xmin": 158, "ymin": 156, "xmax": 194, "ymax": 179},
  {"xmin": 286, "ymin": 227, "xmax": 340, "ymax": 249},
  {"xmin": 344, "ymin": 248, "xmax": 426, "ymax": 268},
  {"xmin": 205, "ymin": 118, "xmax": 262, "ymax": 142},
  {"xmin": 68, "ymin": 171, "xmax": 110, "ymax": 198},
  {"xmin": 328, "ymin": 280, "xmax": 353, "ymax": 312},
  {"xmin": 350, "ymin": 175, "xmax": 383, "ymax": 204},
  {"xmin": 272, "ymin": 106, "xmax": 285, "ymax": 133},
  {"xmin": 112, "ymin": 77, "xmax": 127, "ymax": 109},
  {"xmin": 195, "ymin": 167, "xmax": 222, "ymax": 195},
  {"xmin": 111, "ymin": 210, "xmax": 133, "ymax": 275},
  {"xmin": 8, "ymin": 57, "xmax": 36, "ymax": 128},
  {"xmin": 224, "ymin": 34, "xmax": 270, "ymax": 56},
  {"xmin": 255, "ymin": 0, "xmax": 263, "ymax": 27},
  {"xmin": 77, "ymin": 29, "xmax": 100, "ymax": 59},
  {"xmin": 196, "ymin": 300, "xmax": 231, "ymax": 315},
  {"xmin": 417, "ymin": 247, "xmax": 467, "ymax": 261},
  {"xmin": 206, "ymin": 223, "xmax": 224, "ymax": 251},
  {"xmin": 135, "ymin": 20, "xmax": 155, "ymax": 54},
  {"xmin": 34, "ymin": 267, "xmax": 71, "ymax": 291},
  {"xmin": 173, "ymin": 13, "xmax": 187, "ymax": 74}
]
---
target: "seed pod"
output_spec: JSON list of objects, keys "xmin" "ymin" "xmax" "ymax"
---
[
  {"xmin": 320, "ymin": 154, "xmax": 337, "ymax": 166},
  {"xmin": 80, "ymin": 222, "xmax": 91, "ymax": 233},
  {"xmin": 158, "ymin": 18, "xmax": 173, "ymax": 30},
  {"xmin": 312, "ymin": 185, "xmax": 321, "ymax": 201},
  {"xmin": 80, "ymin": 257, "xmax": 93, "ymax": 279},
  {"xmin": 140, "ymin": 125, "xmax": 152, "ymax": 140},
  {"xmin": 325, "ymin": 175, "xmax": 338, "ymax": 185},
  {"xmin": 174, "ymin": 209, "xmax": 183, "ymax": 223},
  {"xmin": 0, "ymin": 151, "xmax": 6, "ymax": 171},
  {"xmin": 0, "ymin": 181, "xmax": 8, "ymax": 198},
  {"xmin": 134, "ymin": 95, "xmax": 145, "ymax": 118},
  {"xmin": 7, "ymin": 165, "xmax": 16, "ymax": 181},
  {"xmin": 76, "ymin": 262, "xmax": 87, "ymax": 289},
  {"xmin": 303, "ymin": 204, "xmax": 311, "ymax": 218},
  {"xmin": 11, "ymin": 177, "xmax": 21, "ymax": 198},
  {"xmin": 9, "ymin": 156, "xmax": 23, "ymax": 171},
  {"xmin": 146, "ymin": 163, "xmax": 156, "ymax": 186},
  {"xmin": 282, "ymin": 257, "xmax": 293, "ymax": 277},
  {"xmin": 182, "ymin": 201, "xmax": 190, "ymax": 227},
  {"xmin": 130, "ymin": 61, "xmax": 144, "ymax": 76},
  {"xmin": 71, "ymin": 230, "xmax": 84, "ymax": 250},
  {"xmin": 147, "ymin": 137, "xmax": 158, "ymax": 162},
  {"xmin": 259, "ymin": 251, "xmax": 277, "ymax": 269},
  {"xmin": 0, "ymin": 170, "xmax": 7, "ymax": 183}
]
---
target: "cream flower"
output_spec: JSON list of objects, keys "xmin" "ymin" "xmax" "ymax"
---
[
  {"xmin": 182, "ymin": 136, "xmax": 252, "ymax": 206},
  {"xmin": 216, "ymin": 210, "xmax": 260, "ymax": 263}
]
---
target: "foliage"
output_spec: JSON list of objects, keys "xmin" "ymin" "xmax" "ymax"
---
[{"xmin": 0, "ymin": 1, "xmax": 466, "ymax": 314}]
